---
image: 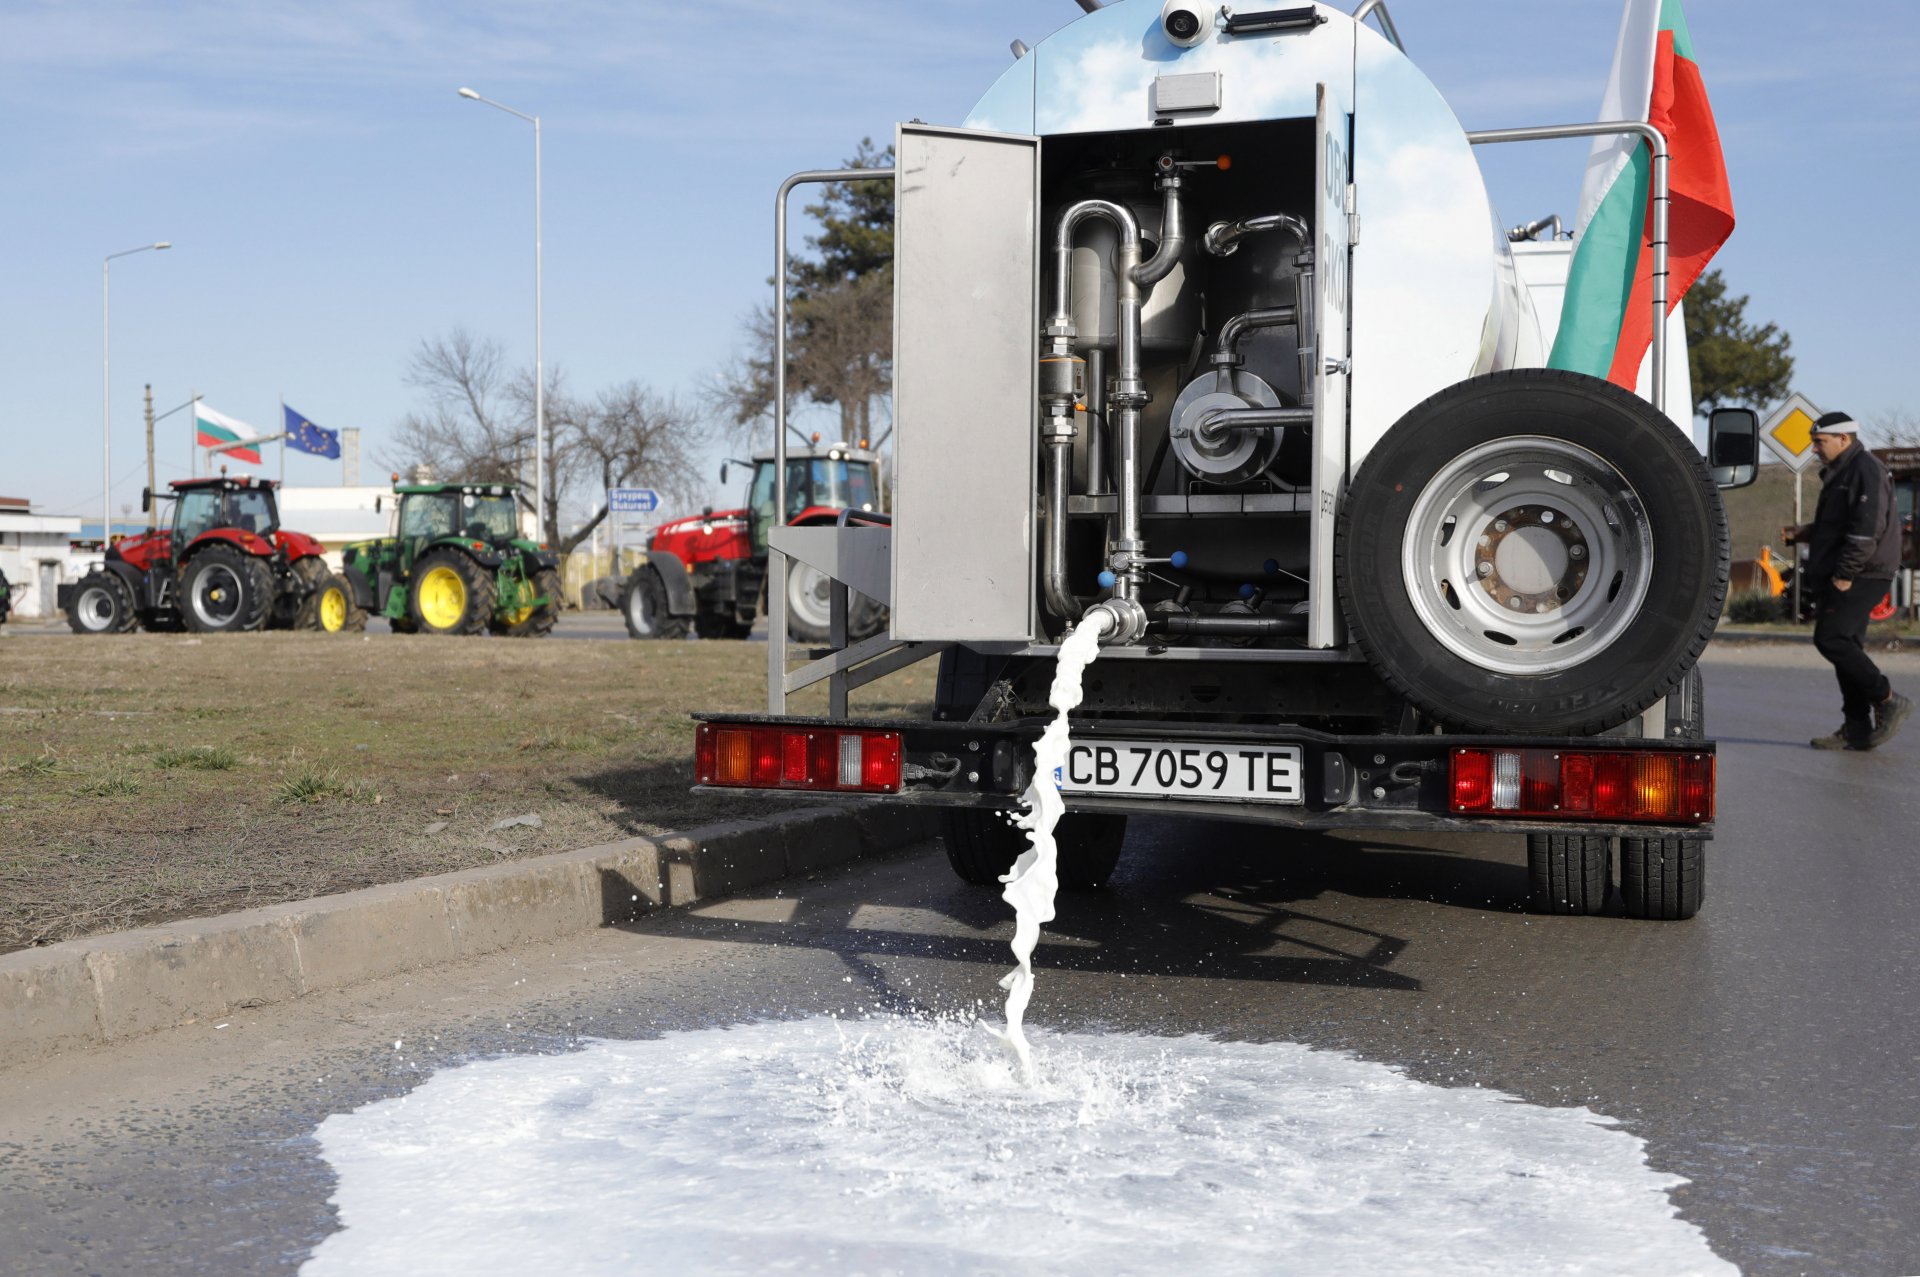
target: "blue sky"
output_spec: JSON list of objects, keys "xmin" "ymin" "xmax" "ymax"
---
[{"xmin": 3, "ymin": 0, "xmax": 1914, "ymax": 526}]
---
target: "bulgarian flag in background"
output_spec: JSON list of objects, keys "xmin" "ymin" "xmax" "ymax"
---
[
  {"xmin": 1548, "ymin": 0, "xmax": 1734, "ymax": 390},
  {"xmin": 194, "ymin": 402, "xmax": 263, "ymax": 466}
]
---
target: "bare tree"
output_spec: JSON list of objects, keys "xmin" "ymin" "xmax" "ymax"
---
[
  {"xmin": 552, "ymin": 382, "xmax": 703, "ymax": 553},
  {"xmin": 388, "ymin": 328, "xmax": 704, "ymax": 549},
  {"xmin": 1866, "ymin": 409, "xmax": 1920, "ymax": 448},
  {"xmin": 386, "ymin": 330, "xmax": 533, "ymax": 485}
]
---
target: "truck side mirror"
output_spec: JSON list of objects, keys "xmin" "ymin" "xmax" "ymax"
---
[
  {"xmin": 140, "ymin": 488, "xmax": 152, "ymax": 513},
  {"xmin": 1708, "ymin": 407, "xmax": 1759, "ymax": 490},
  {"xmin": 719, "ymin": 462, "xmax": 729, "ymax": 485},
  {"xmin": 374, "ymin": 496, "xmax": 383, "ymax": 513}
]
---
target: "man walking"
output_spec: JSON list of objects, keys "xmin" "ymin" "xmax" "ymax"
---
[{"xmin": 1785, "ymin": 411, "xmax": 1911, "ymax": 749}]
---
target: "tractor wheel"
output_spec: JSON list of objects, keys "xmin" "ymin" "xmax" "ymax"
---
[
  {"xmin": 622, "ymin": 565, "xmax": 688, "ymax": 640},
  {"xmin": 785, "ymin": 561, "xmax": 834, "ymax": 644},
  {"xmin": 696, "ymin": 608, "xmax": 753, "ymax": 640},
  {"xmin": 494, "ymin": 567, "xmax": 563, "ymax": 638},
  {"xmin": 304, "ymin": 573, "xmax": 365, "ymax": 634},
  {"xmin": 181, "ymin": 545, "xmax": 275, "ymax": 634},
  {"xmin": 288, "ymin": 557, "xmax": 349, "ymax": 631},
  {"xmin": 939, "ymin": 808, "xmax": 1129, "ymax": 890},
  {"xmin": 1336, "ymin": 370, "xmax": 1728, "ymax": 735},
  {"xmin": 408, "ymin": 549, "xmax": 494, "ymax": 636},
  {"xmin": 66, "ymin": 572, "xmax": 138, "ymax": 635}
]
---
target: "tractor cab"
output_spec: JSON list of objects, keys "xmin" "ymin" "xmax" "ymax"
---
[
  {"xmin": 391, "ymin": 484, "xmax": 524, "ymax": 570},
  {"xmin": 743, "ymin": 441, "xmax": 881, "ymax": 555},
  {"xmin": 168, "ymin": 477, "xmax": 281, "ymax": 545}
]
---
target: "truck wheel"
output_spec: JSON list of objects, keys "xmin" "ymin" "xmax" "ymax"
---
[
  {"xmin": 181, "ymin": 545, "xmax": 274, "ymax": 634},
  {"xmin": 940, "ymin": 808, "xmax": 1128, "ymax": 890},
  {"xmin": 408, "ymin": 549, "xmax": 494, "ymax": 636},
  {"xmin": 1336, "ymin": 370, "xmax": 1728, "ymax": 735},
  {"xmin": 1620, "ymin": 835, "xmax": 1704, "ymax": 920},
  {"xmin": 785, "ymin": 562, "xmax": 834, "ymax": 644},
  {"xmin": 849, "ymin": 595, "xmax": 889, "ymax": 643},
  {"xmin": 495, "ymin": 567, "xmax": 563, "ymax": 638},
  {"xmin": 1526, "ymin": 833, "xmax": 1611, "ymax": 915},
  {"xmin": 67, "ymin": 572, "xmax": 138, "ymax": 634},
  {"xmin": 622, "ymin": 565, "xmax": 688, "ymax": 639}
]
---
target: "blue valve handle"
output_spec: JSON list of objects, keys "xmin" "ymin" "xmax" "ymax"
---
[{"xmin": 1097, "ymin": 570, "xmax": 1118, "ymax": 589}]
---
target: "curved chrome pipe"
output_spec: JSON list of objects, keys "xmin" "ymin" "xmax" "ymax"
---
[
  {"xmin": 1204, "ymin": 212, "xmax": 1309, "ymax": 258},
  {"xmin": 1213, "ymin": 306, "xmax": 1298, "ymax": 363},
  {"xmin": 1131, "ymin": 178, "xmax": 1186, "ymax": 288},
  {"xmin": 1193, "ymin": 405, "xmax": 1314, "ymax": 447}
]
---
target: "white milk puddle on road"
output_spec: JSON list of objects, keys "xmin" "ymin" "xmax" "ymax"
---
[
  {"xmin": 304, "ymin": 1015, "xmax": 1734, "ymax": 1276},
  {"xmin": 306, "ymin": 629, "xmax": 1734, "ymax": 1274}
]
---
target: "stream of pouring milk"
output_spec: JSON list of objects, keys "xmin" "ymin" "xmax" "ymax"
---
[{"xmin": 994, "ymin": 615, "xmax": 1106, "ymax": 1078}]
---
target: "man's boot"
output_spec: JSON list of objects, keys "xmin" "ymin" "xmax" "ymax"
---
[
  {"xmin": 1810, "ymin": 719, "xmax": 1872, "ymax": 750},
  {"xmin": 1867, "ymin": 692, "xmax": 1913, "ymax": 749}
]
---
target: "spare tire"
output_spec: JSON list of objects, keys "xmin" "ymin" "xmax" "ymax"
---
[{"xmin": 1336, "ymin": 370, "xmax": 1727, "ymax": 735}]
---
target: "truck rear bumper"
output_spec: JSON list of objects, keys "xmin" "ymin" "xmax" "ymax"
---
[{"xmin": 691, "ymin": 713, "xmax": 1717, "ymax": 841}]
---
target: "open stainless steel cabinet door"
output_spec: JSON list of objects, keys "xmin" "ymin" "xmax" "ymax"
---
[
  {"xmin": 891, "ymin": 124, "xmax": 1040, "ymax": 642},
  {"xmin": 1309, "ymin": 82, "xmax": 1355, "ymax": 649}
]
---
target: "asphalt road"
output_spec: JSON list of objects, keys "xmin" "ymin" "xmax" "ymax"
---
[{"xmin": 1, "ymin": 642, "xmax": 1915, "ymax": 1275}]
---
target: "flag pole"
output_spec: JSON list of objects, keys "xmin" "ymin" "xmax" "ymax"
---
[
  {"xmin": 279, "ymin": 396, "xmax": 286, "ymax": 486},
  {"xmin": 190, "ymin": 392, "xmax": 200, "ymax": 478}
]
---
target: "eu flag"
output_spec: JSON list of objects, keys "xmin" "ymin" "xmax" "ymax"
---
[{"xmin": 284, "ymin": 405, "xmax": 341, "ymax": 459}]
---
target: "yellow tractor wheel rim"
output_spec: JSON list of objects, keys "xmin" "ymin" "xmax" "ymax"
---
[
  {"xmin": 319, "ymin": 587, "xmax": 348, "ymax": 632},
  {"xmin": 417, "ymin": 566, "xmax": 468, "ymax": 629},
  {"xmin": 502, "ymin": 601, "xmax": 535, "ymax": 626}
]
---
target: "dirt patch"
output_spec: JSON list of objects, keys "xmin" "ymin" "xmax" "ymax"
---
[{"xmin": 0, "ymin": 632, "xmax": 933, "ymax": 952}]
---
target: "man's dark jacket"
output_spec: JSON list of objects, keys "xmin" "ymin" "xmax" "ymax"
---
[{"xmin": 1806, "ymin": 443, "xmax": 1900, "ymax": 584}]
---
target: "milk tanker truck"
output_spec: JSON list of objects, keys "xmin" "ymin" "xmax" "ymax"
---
[{"xmin": 694, "ymin": 0, "xmax": 1762, "ymax": 921}]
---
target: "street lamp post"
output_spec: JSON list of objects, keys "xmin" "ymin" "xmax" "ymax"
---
[
  {"xmin": 458, "ymin": 86, "xmax": 544, "ymax": 541},
  {"xmin": 102, "ymin": 241, "xmax": 170, "ymax": 545}
]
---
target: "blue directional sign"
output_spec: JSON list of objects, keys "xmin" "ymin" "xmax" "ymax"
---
[{"xmin": 609, "ymin": 487, "xmax": 661, "ymax": 514}]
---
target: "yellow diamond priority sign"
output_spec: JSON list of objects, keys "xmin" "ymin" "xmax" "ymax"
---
[{"xmin": 1762, "ymin": 392, "xmax": 1823, "ymax": 472}]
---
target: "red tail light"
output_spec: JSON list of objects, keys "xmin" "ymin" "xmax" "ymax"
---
[
  {"xmin": 1449, "ymin": 748, "xmax": 1713, "ymax": 824},
  {"xmin": 695, "ymin": 723, "xmax": 903, "ymax": 794}
]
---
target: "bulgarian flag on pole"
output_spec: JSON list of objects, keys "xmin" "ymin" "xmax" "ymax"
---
[
  {"xmin": 1548, "ymin": 0, "xmax": 1734, "ymax": 391},
  {"xmin": 195, "ymin": 402, "xmax": 264, "ymax": 466}
]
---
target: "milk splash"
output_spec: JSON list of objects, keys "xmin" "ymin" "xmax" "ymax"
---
[{"xmin": 995, "ymin": 615, "xmax": 1106, "ymax": 1077}]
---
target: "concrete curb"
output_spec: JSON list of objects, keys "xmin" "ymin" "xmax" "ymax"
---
[{"xmin": 0, "ymin": 804, "xmax": 939, "ymax": 1070}]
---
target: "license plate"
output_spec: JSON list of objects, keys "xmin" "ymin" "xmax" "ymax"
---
[{"xmin": 1056, "ymin": 738, "xmax": 1304, "ymax": 804}]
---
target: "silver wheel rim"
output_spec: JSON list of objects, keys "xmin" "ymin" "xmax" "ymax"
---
[
  {"xmin": 77, "ymin": 586, "xmax": 116, "ymax": 631},
  {"xmin": 190, "ymin": 564, "xmax": 246, "ymax": 628},
  {"xmin": 1401, "ymin": 435, "xmax": 1654, "ymax": 676},
  {"xmin": 787, "ymin": 563, "xmax": 832, "ymax": 631}
]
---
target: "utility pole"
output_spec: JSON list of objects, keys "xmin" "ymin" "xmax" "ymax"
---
[{"xmin": 144, "ymin": 384, "xmax": 157, "ymax": 529}]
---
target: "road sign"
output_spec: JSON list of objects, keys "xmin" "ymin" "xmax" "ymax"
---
[
  {"xmin": 609, "ymin": 487, "xmax": 661, "ymax": 514},
  {"xmin": 1761, "ymin": 392, "xmax": 1824, "ymax": 472}
]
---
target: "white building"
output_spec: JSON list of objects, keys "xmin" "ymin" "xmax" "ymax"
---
[
  {"xmin": 0, "ymin": 496, "xmax": 83, "ymax": 619},
  {"xmin": 273, "ymin": 486, "xmax": 391, "ymax": 568}
]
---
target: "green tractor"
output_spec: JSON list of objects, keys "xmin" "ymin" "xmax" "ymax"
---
[{"xmin": 339, "ymin": 482, "xmax": 563, "ymax": 637}]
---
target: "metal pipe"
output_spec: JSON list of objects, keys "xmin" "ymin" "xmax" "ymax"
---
[
  {"xmin": 1350, "ymin": 0, "xmax": 1404, "ymax": 51},
  {"xmin": 1131, "ymin": 176, "xmax": 1185, "ymax": 288},
  {"xmin": 1507, "ymin": 213, "xmax": 1564, "ymax": 242},
  {"xmin": 1049, "ymin": 199, "xmax": 1140, "ymax": 338},
  {"xmin": 771, "ymin": 166, "xmax": 896, "ymax": 714},
  {"xmin": 1467, "ymin": 121, "xmax": 1670, "ymax": 414},
  {"xmin": 1043, "ymin": 441, "xmax": 1083, "ymax": 623},
  {"xmin": 1086, "ymin": 348, "xmax": 1108, "ymax": 495},
  {"xmin": 1191, "ymin": 406, "xmax": 1314, "ymax": 446},
  {"xmin": 1203, "ymin": 212, "xmax": 1309, "ymax": 259},
  {"xmin": 1214, "ymin": 306, "xmax": 1297, "ymax": 363},
  {"xmin": 1150, "ymin": 613, "xmax": 1307, "ymax": 638}
]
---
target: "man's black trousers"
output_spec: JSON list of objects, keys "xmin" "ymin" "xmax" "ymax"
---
[{"xmin": 1812, "ymin": 578, "xmax": 1893, "ymax": 727}]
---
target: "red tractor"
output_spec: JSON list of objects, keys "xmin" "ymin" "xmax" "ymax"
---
[
  {"xmin": 621, "ymin": 440, "xmax": 886, "ymax": 643},
  {"xmin": 61, "ymin": 475, "xmax": 351, "ymax": 635}
]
